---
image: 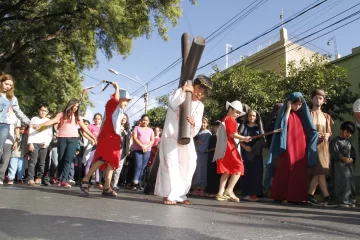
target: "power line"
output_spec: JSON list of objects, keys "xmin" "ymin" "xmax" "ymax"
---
[
  {"xmin": 80, "ymin": 71, "xmax": 102, "ymax": 82},
  {"xmin": 131, "ymin": 0, "xmax": 268, "ymax": 95},
  {"xmin": 196, "ymin": 0, "xmax": 330, "ymax": 71},
  {"xmin": 143, "ymin": 0, "xmax": 330, "ymax": 95}
]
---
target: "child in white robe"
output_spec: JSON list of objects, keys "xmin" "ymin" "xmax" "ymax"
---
[{"xmin": 155, "ymin": 75, "xmax": 212, "ymax": 205}]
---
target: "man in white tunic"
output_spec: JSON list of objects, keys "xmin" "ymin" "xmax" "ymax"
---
[{"xmin": 155, "ymin": 75, "xmax": 212, "ymax": 205}]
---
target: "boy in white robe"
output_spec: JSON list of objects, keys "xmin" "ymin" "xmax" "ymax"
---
[{"xmin": 155, "ymin": 75, "xmax": 212, "ymax": 205}]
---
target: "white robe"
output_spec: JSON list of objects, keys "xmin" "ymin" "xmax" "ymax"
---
[{"xmin": 154, "ymin": 88, "xmax": 204, "ymax": 202}]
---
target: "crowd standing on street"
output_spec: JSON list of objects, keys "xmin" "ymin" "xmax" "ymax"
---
[{"xmin": 0, "ymin": 72, "xmax": 357, "ymax": 208}]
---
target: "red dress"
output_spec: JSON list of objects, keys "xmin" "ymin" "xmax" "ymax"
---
[
  {"xmin": 94, "ymin": 97, "xmax": 121, "ymax": 171},
  {"xmin": 271, "ymin": 111, "xmax": 308, "ymax": 202},
  {"xmin": 217, "ymin": 116, "xmax": 244, "ymax": 175}
]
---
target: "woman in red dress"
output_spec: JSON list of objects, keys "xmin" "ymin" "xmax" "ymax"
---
[
  {"xmin": 214, "ymin": 100, "xmax": 251, "ymax": 202},
  {"xmin": 267, "ymin": 92, "xmax": 318, "ymax": 203},
  {"xmin": 80, "ymin": 82, "xmax": 131, "ymax": 197}
]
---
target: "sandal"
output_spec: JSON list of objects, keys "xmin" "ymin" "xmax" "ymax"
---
[
  {"xmin": 102, "ymin": 188, "xmax": 117, "ymax": 197},
  {"xmin": 79, "ymin": 181, "xmax": 90, "ymax": 195}
]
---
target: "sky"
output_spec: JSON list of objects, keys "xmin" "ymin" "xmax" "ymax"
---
[{"xmin": 82, "ymin": 0, "xmax": 360, "ymax": 125}]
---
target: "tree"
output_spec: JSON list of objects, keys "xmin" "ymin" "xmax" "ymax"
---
[
  {"xmin": 205, "ymin": 54, "xmax": 358, "ymax": 125},
  {"xmin": 147, "ymin": 95, "xmax": 169, "ymax": 128},
  {"xmin": 0, "ymin": 0, "xmax": 194, "ymax": 116}
]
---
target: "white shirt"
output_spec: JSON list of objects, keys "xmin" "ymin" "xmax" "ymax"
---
[
  {"xmin": 353, "ymin": 99, "xmax": 360, "ymax": 127},
  {"xmin": 28, "ymin": 117, "xmax": 53, "ymax": 145}
]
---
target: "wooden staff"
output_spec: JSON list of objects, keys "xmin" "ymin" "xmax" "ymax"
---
[
  {"xmin": 178, "ymin": 34, "xmax": 206, "ymax": 145},
  {"xmin": 250, "ymin": 128, "xmax": 283, "ymax": 140}
]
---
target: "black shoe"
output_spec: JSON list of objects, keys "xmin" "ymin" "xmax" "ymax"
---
[
  {"xmin": 307, "ymin": 196, "xmax": 322, "ymax": 206},
  {"xmin": 42, "ymin": 181, "xmax": 50, "ymax": 186},
  {"xmin": 102, "ymin": 188, "xmax": 117, "ymax": 197},
  {"xmin": 324, "ymin": 196, "xmax": 338, "ymax": 208}
]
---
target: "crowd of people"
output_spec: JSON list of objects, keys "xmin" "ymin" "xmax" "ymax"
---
[{"xmin": 0, "ymin": 72, "xmax": 357, "ymax": 208}]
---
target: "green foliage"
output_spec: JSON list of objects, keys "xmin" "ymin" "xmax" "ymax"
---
[
  {"xmin": 147, "ymin": 95, "xmax": 169, "ymax": 128},
  {"xmin": 0, "ymin": 0, "xmax": 192, "ymax": 117},
  {"xmin": 205, "ymin": 54, "xmax": 358, "ymax": 124}
]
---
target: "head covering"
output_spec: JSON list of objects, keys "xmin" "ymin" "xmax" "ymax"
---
[
  {"xmin": 119, "ymin": 89, "xmax": 132, "ymax": 100},
  {"xmin": 238, "ymin": 109, "xmax": 265, "ymax": 138},
  {"xmin": 226, "ymin": 100, "xmax": 246, "ymax": 116},
  {"xmin": 311, "ymin": 88, "xmax": 326, "ymax": 99},
  {"xmin": 265, "ymin": 103, "xmax": 284, "ymax": 131},
  {"xmin": 194, "ymin": 74, "xmax": 212, "ymax": 90},
  {"xmin": 266, "ymin": 92, "xmax": 318, "ymax": 169}
]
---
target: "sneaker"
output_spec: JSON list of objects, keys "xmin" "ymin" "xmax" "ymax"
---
[
  {"xmin": 68, "ymin": 179, "xmax": 76, "ymax": 186},
  {"xmin": 307, "ymin": 195, "xmax": 321, "ymax": 206},
  {"xmin": 215, "ymin": 193, "xmax": 228, "ymax": 201},
  {"xmin": 250, "ymin": 195, "xmax": 258, "ymax": 201},
  {"xmin": 56, "ymin": 181, "xmax": 62, "ymax": 188},
  {"xmin": 324, "ymin": 196, "xmax": 338, "ymax": 208},
  {"xmin": 243, "ymin": 196, "xmax": 251, "ymax": 200},
  {"xmin": 60, "ymin": 182, "xmax": 71, "ymax": 188},
  {"xmin": 113, "ymin": 185, "xmax": 120, "ymax": 191},
  {"xmin": 224, "ymin": 189, "xmax": 240, "ymax": 202},
  {"xmin": 16, "ymin": 180, "xmax": 24, "ymax": 184},
  {"xmin": 7, "ymin": 180, "xmax": 14, "ymax": 185},
  {"xmin": 95, "ymin": 183, "xmax": 103, "ymax": 190},
  {"xmin": 42, "ymin": 181, "xmax": 50, "ymax": 187},
  {"xmin": 199, "ymin": 189, "xmax": 206, "ymax": 197}
]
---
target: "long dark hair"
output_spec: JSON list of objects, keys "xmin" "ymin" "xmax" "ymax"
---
[
  {"xmin": 122, "ymin": 113, "xmax": 130, "ymax": 130},
  {"xmin": 62, "ymin": 98, "xmax": 80, "ymax": 121}
]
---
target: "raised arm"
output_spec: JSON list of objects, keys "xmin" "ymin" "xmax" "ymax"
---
[{"xmin": 113, "ymin": 82, "xmax": 120, "ymax": 102}]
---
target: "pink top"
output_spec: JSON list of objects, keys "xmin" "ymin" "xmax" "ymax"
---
[
  {"xmin": 132, "ymin": 126, "xmax": 154, "ymax": 152},
  {"xmin": 56, "ymin": 112, "xmax": 81, "ymax": 138},
  {"xmin": 88, "ymin": 124, "xmax": 101, "ymax": 138}
]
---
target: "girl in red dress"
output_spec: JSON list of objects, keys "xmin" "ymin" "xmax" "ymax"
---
[
  {"xmin": 80, "ymin": 82, "xmax": 131, "ymax": 197},
  {"xmin": 214, "ymin": 100, "xmax": 251, "ymax": 202}
]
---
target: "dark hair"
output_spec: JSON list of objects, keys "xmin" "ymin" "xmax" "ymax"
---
[
  {"xmin": 291, "ymin": 97, "xmax": 303, "ymax": 104},
  {"xmin": 93, "ymin": 113, "xmax": 102, "ymax": 120},
  {"xmin": 311, "ymin": 88, "xmax": 326, "ymax": 99},
  {"xmin": 140, "ymin": 114, "xmax": 150, "ymax": 121},
  {"xmin": 38, "ymin": 103, "xmax": 49, "ymax": 110},
  {"xmin": 122, "ymin": 113, "xmax": 130, "ymax": 130},
  {"xmin": 340, "ymin": 121, "xmax": 355, "ymax": 134},
  {"xmin": 213, "ymin": 120, "xmax": 221, "ymax": 127},
  {"xmin": 62, "ymin": 98, "xmax": 80, "ymax": 121},
  {"xmin": 83, "ymin": 119, "xmax": 90, "ymax": 125},
  {"xmin": 227, "ymin": 106, "xmax": 234, "ymax": 112}
]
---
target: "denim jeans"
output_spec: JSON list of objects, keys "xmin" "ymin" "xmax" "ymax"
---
[
  {"xmin": 57, "ymin": 137, "xmax": 78, "ymax": 182},
  {"xmin": 8, "ymin": 157, "xmax": 25, "ymax": 181},
  {"xmin": 0, "ymin": 124, "xmax": 10, "ymax": 161},
  {"xmin": 133, "ymin": 150, "xmax": 151, "ymax": 184}
]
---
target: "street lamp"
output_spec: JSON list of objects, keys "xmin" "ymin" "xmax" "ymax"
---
[
  {"xmin": 108, "ymin": 68, "xmax": 149, "ymax": 113},
  {"xmin": 225, "ymin": 43, "xmax": 233, "ymax": 69}
]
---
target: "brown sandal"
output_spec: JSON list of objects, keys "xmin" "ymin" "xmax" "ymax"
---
[{"xmin": 27, "ymin": 180, "xmax": 35, "ymax": 186}]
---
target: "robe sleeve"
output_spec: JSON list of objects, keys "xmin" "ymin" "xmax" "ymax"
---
[
  {"xmin": 168, "ymin": 88, "xmax": 185, "ymax": 111},
  {"xmin": 330, "ymin": 139, "xmax": 344, "ymax": 160},
  {"xmin": 191, "ymin": 103, "xmax": 204, "ymax": 137}
]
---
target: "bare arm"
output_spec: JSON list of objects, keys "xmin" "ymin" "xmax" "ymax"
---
[
  {"xmin": 78, "ymin": 121, "xmax": 96, "ymax": 143},
  {"xmin": 230, "ymin": 133, "xmax": 251, "ymax": 142},
  {"xmin": 132, "ymin": 130, "xmax": 143, "ymax": 148},
  {"xmin": 39, "ymin": 115, "xmax": 61, "ymax": 128},
  {"xmin": 113, "ymin": 82, "xmax": 120, "ymax": 102}
]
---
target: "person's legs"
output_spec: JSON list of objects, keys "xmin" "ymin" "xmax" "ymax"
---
[
  {"xmin": 132, "ymin": 151, "xmax": 143, "ymax": 185},
  {"xmin": 139, "ymin": 151, "xmax": 151, "ymax": 185},
  {"xmin": 36, "ymin": 146, "xmax": 48, "ymax": 182},
  {"xmin": 0, "ymin": 124, "xmax": 10, "ymax": 162},
  {"xmin": 113, "ymin": 157, "xmax": 125, "ymax": 187},
  {"xmin": 17, "ymin": 157, "xmax": 25, "ymax": 181},
  {"xmin": 218, "ymin": 173, "xmax": 229, "ymax": 195},
  {"xmin": 82, "ymin": 160, "xmax": 104, "ymax": 182},
  {"xmin": 7, "ymin": 157, "xmax": 18, "ymax": 181},
  {"xmin": 58, "ymin": 138, "xmax": 78, "ymax": 183}
]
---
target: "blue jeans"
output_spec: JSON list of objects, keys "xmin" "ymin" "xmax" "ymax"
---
[
  {"xmin": 8, "ymin": 157, "xmax": 25, "ymax": 181},
  {"xmin": 0, "ymin": 124, "xmax": 10, "ymax": 161},
  {"xmin": 133, "ymin": 150, "xmax": 151, "ymax": 184}
]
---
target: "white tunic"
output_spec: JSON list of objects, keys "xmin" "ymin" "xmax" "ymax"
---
[{"xmin": 154, "ymin": 88, "xmax": 204, "ymax": 202}]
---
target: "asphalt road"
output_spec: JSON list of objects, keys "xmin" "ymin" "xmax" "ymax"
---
[{"xmin": 0, "ymin": 185, "xmax": 359, "ymax": 240}]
